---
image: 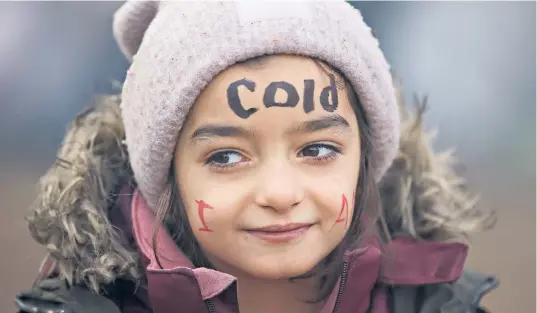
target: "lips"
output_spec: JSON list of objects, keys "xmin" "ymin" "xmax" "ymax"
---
[{"xmin": 245, "ymin": 223, "xmax": 312, "ymax": 244}]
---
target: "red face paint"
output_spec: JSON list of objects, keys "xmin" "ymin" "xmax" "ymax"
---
[
  {"xmin": 195, "ymin": 199, "xmax": 213, "ymax": 232},
  {"xmin": 331, "ymin": 193, "xmax": 349, "ymax": 230}
]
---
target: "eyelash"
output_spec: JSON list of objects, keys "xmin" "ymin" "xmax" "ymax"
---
[
  {"xmin": 203, "ymin": 143, "xmax": 342, "ymax": 171},
  {"xmin": 301, "ymin": 143, "xmax": 342, "ymax": 163},
  {"xmin": 204, "ymin": 150, "xmax": 248, "ymax": 170}
]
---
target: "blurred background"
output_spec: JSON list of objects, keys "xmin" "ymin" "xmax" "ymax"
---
[{"xmin": 0, "ymin": 1, "xmax": 534, "ymax": 312}]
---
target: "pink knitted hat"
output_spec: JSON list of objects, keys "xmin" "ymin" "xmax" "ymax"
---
[{"xmin": 113, "ymin": 1, "xmax": 400, "ymax": 210}]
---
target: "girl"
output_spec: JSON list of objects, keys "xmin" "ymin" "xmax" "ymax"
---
[{"xmin": 16, "ymin": 2, "xmax": 497, "ymax": 313}]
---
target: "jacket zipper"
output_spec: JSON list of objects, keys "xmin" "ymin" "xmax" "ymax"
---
[
  {"xmin": 206, "ymin": 299, "xmax": 216, "ymax": 313},
  {"xmin": 332, "ymin": 261, "xmax": 349, "ymax": 313}
]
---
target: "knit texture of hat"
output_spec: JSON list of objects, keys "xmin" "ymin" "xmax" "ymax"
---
[{"xmin": 113, "ymin": 1, "xmax": 400, "ymax": 210}]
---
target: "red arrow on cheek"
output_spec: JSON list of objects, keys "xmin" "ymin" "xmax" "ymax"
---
[
  {"xmin": 331, "ymin": 193, "xmax": 349, "ymax": 230},
  {"xmin": 336, "ymin": 193, "xmax": 349, "ymax": 227},
  {"xmin": 195, "ymin": 200, "xmax": 214, "ymax": 232}
]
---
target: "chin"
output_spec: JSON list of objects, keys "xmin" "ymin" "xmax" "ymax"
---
[
  {"xmin": 241, "ymin": 256, "xmax": 321, "ymax": 280},
  {"xmin": 204, "ymin": 231, "xmax": 339, "ymax": 280},
  {"xmin": 207, "ymin": 250, "xmax": 328, "ymax": 281}
]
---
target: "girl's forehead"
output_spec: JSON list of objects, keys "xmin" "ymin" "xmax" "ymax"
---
[{"xmin": 185, "ymin": 55, "xmax": 356, "ymax": 130}]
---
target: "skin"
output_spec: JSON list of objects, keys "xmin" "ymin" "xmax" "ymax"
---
[{"xmin": 174, "ymin": 55, "xmax": 361, "ymax": 313}]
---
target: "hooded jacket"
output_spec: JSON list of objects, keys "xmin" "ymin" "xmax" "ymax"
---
[{"xmin": 16, "ymin": 86, "xmax": 497, "ymax": 313}]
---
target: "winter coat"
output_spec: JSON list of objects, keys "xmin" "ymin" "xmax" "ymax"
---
[{"xmin": 16, "ymin": 88, "xmax": 497, "ymax": 313}]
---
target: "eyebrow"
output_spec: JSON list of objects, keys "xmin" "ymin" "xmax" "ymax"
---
[
  {"xmin": 190, "ymin": 124, "xmax": 253, "ymax": 141},
  {"xmin": 288, "ymin": 114, "xmax": 351, "ymax": 135},
  {"xmin": 190, "ymin": 114, "xmax": 351, "ymax": 142}
]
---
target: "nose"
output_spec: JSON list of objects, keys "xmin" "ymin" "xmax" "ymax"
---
[{"xmin": 254, "ymin": 161, "xmax": 305, "ymax": 212}]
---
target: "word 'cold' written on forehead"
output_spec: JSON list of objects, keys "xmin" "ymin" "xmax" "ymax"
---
[{"xmin": 227, "ymin": 74, "xmax": 339, "ymax": 119}]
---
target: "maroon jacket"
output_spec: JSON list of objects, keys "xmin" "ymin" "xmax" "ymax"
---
[{"xmin": 110, "ymin": 191, "xmax": 468, "ymax": 313}]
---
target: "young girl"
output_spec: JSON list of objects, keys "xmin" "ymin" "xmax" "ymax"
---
[{"xmin": 16, "ymin": 2, "xmax": 497, "ymax": 313}]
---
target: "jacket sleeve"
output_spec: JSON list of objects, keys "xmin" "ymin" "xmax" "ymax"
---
[
  {"xmin": 389, "ymin": 270, "xmax": 499, "ymax": 313},
  {"xmin": 16, "ymin": 255, "xmax": 152, "ymax": 313},
  {"xmin": 456, "ymin": 270, "xmax": 499, "ymax": 313},
  {"xmin": 15, "ymin": 277, "xmax": 122, "ymax": 313}
]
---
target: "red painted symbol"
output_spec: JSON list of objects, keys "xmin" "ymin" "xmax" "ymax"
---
[
  {"xmin": 332, "ymin": 193, "xmax": 349, "ymax": 230},
  {"xmin": 195, "ymin": 200, "xmax": 213, "ymax": 232}
]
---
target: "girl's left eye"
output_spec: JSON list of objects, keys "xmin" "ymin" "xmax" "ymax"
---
[
  {"xmin": 205, "ymin": 150, "xmax": 245, "ymax": 168},
  {"xmin": 299, "ymin": 143, "xmax": 341, "ymax": 161}
]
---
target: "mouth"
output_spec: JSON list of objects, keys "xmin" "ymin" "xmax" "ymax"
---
[{"xmin": 245, "ymin": 223, "xmax": 313, "ymax": 244}]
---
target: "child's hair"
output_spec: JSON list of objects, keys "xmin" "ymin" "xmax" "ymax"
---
[{"xmin": 150, "ymin": 57, "xmax": 381, "ymax": 302}]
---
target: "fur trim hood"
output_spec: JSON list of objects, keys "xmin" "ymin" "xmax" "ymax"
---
[{"xmin": 26, "ymin": 86, "xmax": 494, "ymax": 292}]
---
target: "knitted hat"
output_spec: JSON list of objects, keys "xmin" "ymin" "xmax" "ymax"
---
[{"xmin": 113, "ymin": 1, "xmax": 399, "ymax": 210}]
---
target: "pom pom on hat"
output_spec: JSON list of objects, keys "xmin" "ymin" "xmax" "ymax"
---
[{"xmin": 113, "ymin": 1, "xmax": 159, "ymax": 61}]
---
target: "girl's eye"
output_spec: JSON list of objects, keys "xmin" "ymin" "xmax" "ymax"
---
[
  {"xmin": 205, "ymin": 151, "xmax": 246, "ymax": 168},
  {"xmin": 299, "ymin": 143, "xmax": 341, "ymax": 161}
]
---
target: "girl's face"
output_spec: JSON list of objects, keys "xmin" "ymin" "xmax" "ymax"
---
[{"xmin": 174, "ymin": 55, "xmax": 361, "ymax": 280}]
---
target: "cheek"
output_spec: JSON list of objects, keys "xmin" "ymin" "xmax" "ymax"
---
[
  {"xmin": 179, "ymin": 178, "xmax": 251, "ymax": 235},
  {"xmin": 312, "ymin": 162, "xmax": 359, "ymax": 231},
  {"xmin": 180, "ymin": 187, "xmax": 251, "ymax": 264},
  {"xmin": 316, "ymin": 189, "xmax": 355, "ymax": 231}
]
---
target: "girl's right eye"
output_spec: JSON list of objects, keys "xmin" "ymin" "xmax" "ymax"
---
[{"xmin": 204, "ymin": 150, "xmax": 247, "ymax": 170}]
